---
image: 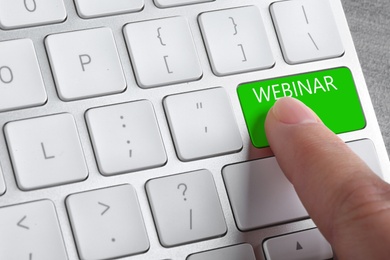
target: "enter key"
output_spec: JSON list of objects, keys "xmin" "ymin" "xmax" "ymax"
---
[{"xmin": 237, "ymin": 67, "xmax": 365, "ymax": 148}]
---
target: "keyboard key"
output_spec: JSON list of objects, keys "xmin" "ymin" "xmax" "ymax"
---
[
  {"xmin": 0, "ymin": 39, "xmax": 47, "ymax": 112},
  {"xmin": 223, "ymin": 139, "xmax": 382, "ymax": 231},
  {"xmin": 0, "ymin": 166, "xmax": 5, "ymax": 195},
  {"xmin": 86, "ymin": 100, "xmax": 167, "ymax": 176},
  {"xmin": 146, "ymin": 169, "xmax": 227, "ymax": 247},
  {"xmin": 46, "ymin": 27, "xmax": 126, "ymax": 101},
  {"xmin": 223, "ymin": 157, "xmax": 308, "ymax": 231},
  {"xmin": 347, "ymin": 139, "xmax": 383, "ymax": 177},
  {"xmin": 66, "ymin": 185, "xmax": 149, "ymax": 260},
  {"xmin": 263, "ymin": 229, "xmax": 333, "ymax": 260},
  {"xmin": 124, "ymin": 16, "xmax": 202, "ymax": 88},
  {"xmin": 270, "ymin": 0, "xmax": 344, "ymax": 64},
  {"xmin": 74, "ymin": 0, "xmax": 144, "ymax": 19},
  {"xmin": 4, "ymin": 113, "xmax": 88, "ymax": 190},
  {"xmin": 188, "ymin": 244, "xmax": 256, "ymax": 260},
  {"xmin": 0, "ymin": 0, "xmax": 66, "ymax": 29},
  {"xmin": 0, "ymin": 200, "xmax": 67, "ymax": 260},
  {"xmin": 164, "ymin": 88, "xmax": 242, "ymax": 161},
  {"xmin": 199, "ymin": 6, "xmax": 274, "ymax": 76},
  {"xmin": 237, "ymin": 67, "xmax": 365, "ymax": 148},
  {"xmin": 154, "ymin": 0, "xmax": 214, "ymax": 8}
]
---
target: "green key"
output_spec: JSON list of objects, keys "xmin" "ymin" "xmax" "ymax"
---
[{"xmin": 237, "ymin": 67, "xmax": 365, "ymax": 148}]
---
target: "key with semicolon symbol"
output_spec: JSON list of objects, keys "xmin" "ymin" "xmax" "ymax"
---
[{"xmin": 86, "ymin": 100, "xmax": 167, "ymax": 176}]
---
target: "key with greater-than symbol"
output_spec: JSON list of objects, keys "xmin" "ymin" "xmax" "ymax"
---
[{"xmin": 66, "ymin": 184, "xmax": 149, "ymax": 259}]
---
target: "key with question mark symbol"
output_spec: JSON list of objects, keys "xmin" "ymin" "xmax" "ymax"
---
[
  {"xmin": 177, "ymin": 183, "xmax": 187, "ymax": 201},
  {"xmin": 146, "ymin": 169, "xmax": 227, "ymax": 246}
]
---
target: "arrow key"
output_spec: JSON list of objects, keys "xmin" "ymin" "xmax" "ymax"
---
[{"xmin": 263, "ymin": 228, "xmax": 333, "ymax": 260}]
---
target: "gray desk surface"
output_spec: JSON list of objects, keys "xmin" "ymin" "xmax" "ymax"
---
[{"xmin": 343, "ymin": 0, "xmax": 390, "ymax": 155}]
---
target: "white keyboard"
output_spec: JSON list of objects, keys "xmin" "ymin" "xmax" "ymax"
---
[{"xmin": 0, "ymin": 1, "xmax": 389, "ymax": 260}]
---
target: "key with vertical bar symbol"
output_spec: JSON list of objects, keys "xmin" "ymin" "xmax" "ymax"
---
[
  {"xmin": 270, "ymin": 0, "xmax": 344, "ymax": 64},
  {"xmin": 146, "ymin": 169, "xmax": 226, "ymax": 247}
]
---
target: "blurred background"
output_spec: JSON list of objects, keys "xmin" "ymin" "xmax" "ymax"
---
[{"xmin": 343, "ymin": 0, "xmax": 390, "ymax": 155}]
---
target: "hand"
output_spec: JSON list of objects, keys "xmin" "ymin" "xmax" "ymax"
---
[{"xmin": 265, "ymin": 97, "xmax": 390, "ymax": 259}]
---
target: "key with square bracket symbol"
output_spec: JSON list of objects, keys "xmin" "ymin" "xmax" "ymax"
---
[
  {"xmin": 124, "ymin": 16, "xmax": 202, "ymax": 88},
  {"xmin": 199, "ymin": 5, "xmax": 275, "ymax": 76}
]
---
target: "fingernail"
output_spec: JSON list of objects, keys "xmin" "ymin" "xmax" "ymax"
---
[{"xmin": 271, "ymin": 97, "xmax": 318, "ymax": 124}]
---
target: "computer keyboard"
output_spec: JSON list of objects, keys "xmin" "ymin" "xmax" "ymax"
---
[{"xmin": 0, "ymin": 0, "xmax": 389, "ymax": 259}]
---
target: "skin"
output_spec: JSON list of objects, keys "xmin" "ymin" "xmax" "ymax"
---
[{"xmin": 265, "ymin": 97, "xmax": 390, "ymax": 259}]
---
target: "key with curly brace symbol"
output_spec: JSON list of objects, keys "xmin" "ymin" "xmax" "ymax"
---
[
  {"xmin": 157, "ymin": 27, "xmax": 167, "ymax": 46},
  {"xmin": 229, "ymin": 17, "xmax": 238, "ymax": 35}
]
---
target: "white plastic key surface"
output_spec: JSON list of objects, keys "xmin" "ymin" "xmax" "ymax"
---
[
  {"xmin": 270, "ymin": 0, "xmax": 344, "ymax": 64},
  {"xmin": 223, "ymin": 157, "xmax": 308, "ymax": 231},
  {"xmin": 66, "ymin": 185, "xmax": 149, "ymax": 260},
  {"xmin": 223, "ymin": 139, "xmax": 383, "ymax": 231},
  {"xmin": 86, "ymin": 100, "xmax": 167, "ymax": 176},
  {"xmin": 74, "ymin": 0, "xmax": 144, "ymax": 19},
  {"xmin": 263, "ymin": 228, "xmax": 333, "ymax": 260},
  {"xmin": 199, "ymin": 6, "xmax": 275, "ymax": 76},
  {"xmin": 0, "ymin": 0, "xmax": 66, "ymax": 29},
  {"xmin": 146, "ymin": 169, "xmax": 227, "ymax": 247},
  {"xmin": 0, "ymin": 200, "xmax": 67, "ymax": 260},
  {"xmin": 0, "ymin": 165, "xmax": 5, "ymax": 195},
  {"xmin": 0, "ymin": 39, "xmax": 47, "ymax": 112},
  {"xmin": 164, "ymin": 88, "xmax": 242, "ymax": 161},
  {"xmin": 154, "ymin": 0, "xmax": 214, "ymax": 8},
  {"xmin": 46, "ymin": 27, "xmax": 126, "ymax": 101},
  {"xmin": 4, "ymin": 113, "xmax": 88, "ymax": 190},
  {"xmin": 188, "ymin": 244, "xmax": 256, "ymax": 260},
  {"xmin": 347, "ymin": 139, "xmax": 383, "ymax": 177},
  {"xmin": 124, "ymin": 16, "xmax": 202, "ymax": 88}
]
